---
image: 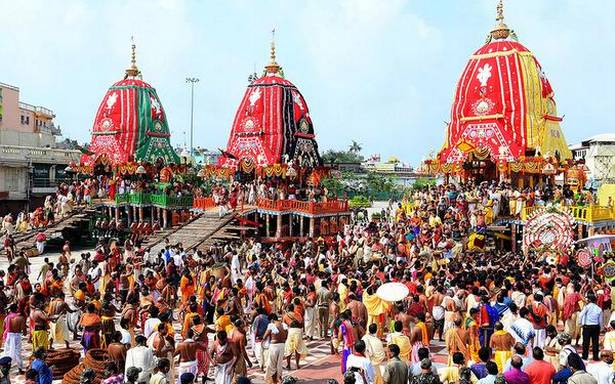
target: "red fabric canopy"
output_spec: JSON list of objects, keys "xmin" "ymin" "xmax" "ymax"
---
[{"xmin": 219, "ymin": 73, "xmax": 321, "ymax": 169}]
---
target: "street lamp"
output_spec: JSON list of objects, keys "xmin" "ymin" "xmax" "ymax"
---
[{"xmin": 185, "ymin": 77, "xmax": 200, "ymax": 157}]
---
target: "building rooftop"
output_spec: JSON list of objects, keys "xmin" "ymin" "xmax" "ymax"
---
[{"xmin": 582, "ymin": 133, "xmax": 615, "ymax": 144}]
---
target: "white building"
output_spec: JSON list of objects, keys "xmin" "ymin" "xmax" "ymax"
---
[
  {"xmin": 569, "ymin": 133, "xmax": 615, "ymax": 185},
  {"xmin": 0, "ymin": 81, "xmax": 80, "ymax": 213}
]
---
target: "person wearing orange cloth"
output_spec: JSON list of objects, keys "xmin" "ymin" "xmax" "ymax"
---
[
  {"xmin": 214, "ymin": 307, "xmax": 232, "ymax": 334},
  {"xmin": 410, "ymin": 313, "xmax": 430, "ymax": 364},
  {"xmin": 464, "ymin": 307, "xmax": 481, "ymax": 363},
  {"xmin": 490, "ymin": 321, "xmax": 515, "ymax": 372},
  {"xmin": 191, "ymin": 314, "xmax": 214, "ymax": 381},
  {"xmin": 179, "ymin": 270, "xmax": 196, "ymax": 306},
  {"xmin": 79, "ymin": 303, "xmax": 102, "ymax": 352},
  {"xmin": 444, "ymin": 317, "xmax": 470, "ymax": 366},
  {"xmin": 182, "ymin": 303, "xmax": 200, "ymax": 340}
]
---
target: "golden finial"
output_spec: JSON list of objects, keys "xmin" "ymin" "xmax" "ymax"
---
[
  {"xmin": 125, "ymin": 36, "xmax": 141, "ymax": 78},
  {"xmin": 496, "ymin": 0, "xmax": 504, "ymax": 23},
  {"xmin": 264, "ymin": 28, "xmax": 281, "ymax": 75},
  {"xmin": 491, "ymin": 0, "xmax": 510, "ymax": 40}
]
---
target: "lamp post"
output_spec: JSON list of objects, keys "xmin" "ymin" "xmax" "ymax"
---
[{"xmin": 185, "ymin": 77, "xmax": 200, "ymax": 157}]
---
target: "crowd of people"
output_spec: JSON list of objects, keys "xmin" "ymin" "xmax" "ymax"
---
[{"xmin": 0, "ymin": 179, "xmax": 612, "ymax": 384}]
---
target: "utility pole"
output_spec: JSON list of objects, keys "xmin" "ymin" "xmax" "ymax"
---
[{"xmin": 185, "ymin": 77, "xmax": 199, "ymax": 157}]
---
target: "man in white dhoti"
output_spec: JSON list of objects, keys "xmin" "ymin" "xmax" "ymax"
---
[
  {"xmin": 48, "ymin": 293, "xmax": 74, "ymax": 347},
  {"xmin": 2, "ymin": 304, "xmax": 25, "ymax": 373},
  {"xmin": 231, "ymin": 253, "xmax": 241, "ymax": 285},
  {"xmin": 263, "ymin": 315, "xmax": 288, "ymax": 384},
  {"xmin": 211, "ymin": 331, "xmax": 237, "ymax": 384},
  {"xmin": 175, "ymin": 330, "xmax": 204, "ymax": 384}
]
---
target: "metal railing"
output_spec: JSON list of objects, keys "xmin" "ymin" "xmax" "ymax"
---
[
  {"xmin": 520, "ymin": 205, "xmax": 615, "ymax": 223},
  {"xmin": 256, "ymin": 198, "xmax": 349, "ymax": 215},
  {"xmin": 114, "ymin": 193, "xmax": 193, "ymax": 208}
]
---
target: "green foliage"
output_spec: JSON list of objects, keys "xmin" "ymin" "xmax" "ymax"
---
[
  {"xmin": 173, "ymin": 171, "xmax": 200, "ymax": 186},
  {"xmin": 365, "ymin": 172, "xmax": 396, "ymax": 194},
  {"xmin": 349, "ymin": 141, "xmax": 363, "ymax": 153},
  {"xmin": 321, "ymin": 149, "xmax": 364, "ymax": 164},
  {"xmin": 349, "ymin": 195, "xmax": 371, "ymax": 208},
  {"xmin": 412, "ymin": 177, "xmax": 436, "ymax": 190}
]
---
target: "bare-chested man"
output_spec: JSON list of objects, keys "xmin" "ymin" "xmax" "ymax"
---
[
  {"xmin": 430, "ymin": 286, "xmax": 445, "ymax": 341},
  {"xmin": 48, "ymin": 292, "xmax": 75, "ymax": 348},
  {"xmin": 211, "ymin": 330, "xmax": 239, "ymax": 384},
  {"xmin": 229, "ymin": 319, "xmax": 253, "ymax": 381},
  {"xmin": 394, "ymin": 303, "xmax": 413, "ymax": 336},
  {"xmin": 31, "ymin": 300, "xmax": 50, "ymax": 351},
  {"xmin": 150, "ymin": 323, "xmax": 175, "ymax": 383},
  {"xmin": 346, "ymin": 293, "xmax": 368, "ymax": 330},
  {"xmin": 107, "ymin": 331, "xmax": 128, "ymax": 372},
  {"xmin": 263, "ymin": 314, "xmax": 288, "ymax": 384},
  {"xmin": 175, "ymin": 329, "xmax": 206, "ymax": 383},
  {"xmin": 329, "ymin": 292, "xmax": 340, "ymax": 354},
  {"xmin": 4, "ymin": 304, "xmax": 26, "ymax": 373},
  {"xmin": 121, "ymin": 295, "xmax": 138, "ymax": 345}
]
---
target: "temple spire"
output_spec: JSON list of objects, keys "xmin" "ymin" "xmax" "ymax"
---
[
  {"xmin": 125, "ymin": 36, "xmax": 141, "ymax": 78},
  {"xmin": 491, "ymin": 0, "xmax": 510, "ymax": 40},
  {"xmin": 264, "ymin": 28, "xmax": 281, "ymax": 75}
]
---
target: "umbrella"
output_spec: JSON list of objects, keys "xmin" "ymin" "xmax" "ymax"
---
[{"xmin": 376, "ymin": 282, "xmax": 409, "ymax": 302}]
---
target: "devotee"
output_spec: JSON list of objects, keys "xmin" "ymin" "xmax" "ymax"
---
[
  {"xmin": 489, "ymin": 322, "xmax": 515, "ymax": 372},
  {"xmin": 102, "ymin": 362, "xmax": 125, "ymax": 384},
  {"xmin": 211, "ymin": 330, "xmax": 238, "ymax": 384},
  {"xmin": 439, "ymin": 352, "xmax": 475, "ymax": 384},
  {"xmin": 31, "ymin": 348, "xmax": 53, "ymax": 384},
  {"xmin": 477, "ymin": 362, "xmax": 498, "ymax": 384},
  {"xmin": 0, "ymin": 357, "xmax": 11, "ymax": 384},
  {"xmin": 150, "ymin": 358, "xmax": 171, "ymax": 384},
  {"xmin": 567, "ymin": 353, "xmax": 598, "ymax": 384},
  {"xmin": 383, "ymin": 344, "xmax": 408, "ymax": 384},
  {"xmin": 409, "ymin": 348, "xmax": 438, "ymax": 380},
  {"xmin": 346, "ymin": 340, "xmax": 375, "ymax": 384},
  {"xmin": 263, "ymin": 313, "xmax": 287, "ymax": 384},
  {"xmin": 387, "ymin": 321, "xmax": 411, "ymax": 363},
  {"xmin": 444, "ymin": 318, "xmax": 470, "ymax": 365},
  {"xmin": 578, "ymin": 292, "xmax": 603, "ymax": 361},
  {"xmin": 362, "ymin": 323, "xmax": 386, "ymax": 384},
  {"xmin": 125, "ymin": 335, "xmax": 156, "ymax": 384},
  {"xmin": 586, "ymin": 350, "xmax": 614, "ymax": 384},
  {"xmin": 3, "ymin": 303, "xmax": 25, "ymax": 374},
  {"xmin": 525, "ymin": 347, "xmax": 555, "ymax": 384},
  {"xmin": 502, "ymin": 356, "xmax": 529, "ymax": 384}
]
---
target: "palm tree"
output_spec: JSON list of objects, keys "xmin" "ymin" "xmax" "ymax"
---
[{"xmin": 349, "ymin": 141, "xmax": 362, "ymax": 153}]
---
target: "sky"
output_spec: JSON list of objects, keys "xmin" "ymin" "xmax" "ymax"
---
[{"xmin": 1, "ymin": 0, "xmax": 614, "ymax": 166}]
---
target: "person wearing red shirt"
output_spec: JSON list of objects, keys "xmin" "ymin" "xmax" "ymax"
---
[
  {"xmin": 529, "ymin": 293, "xmax": 550, "ymax": 348},
  {"xmin": 525, "ymin": 347, "xmax": 555, "ymax": 384}
]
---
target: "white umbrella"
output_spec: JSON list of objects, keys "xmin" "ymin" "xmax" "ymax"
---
[{"xmin": 376, "ymin": 282, "xmax": 409, "ymax": 302}]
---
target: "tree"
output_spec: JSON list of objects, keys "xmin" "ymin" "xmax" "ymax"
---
[
  {"xmin": 366, "ymin": 172, "xmax": 396, "ymax": 194},
  {"xmin": 321, "ymin": 149, "xmax": 364, "ymax": 164},
  {"xmin": 349, "ymin": 140, "xmax": 363, "ymax": 153}
]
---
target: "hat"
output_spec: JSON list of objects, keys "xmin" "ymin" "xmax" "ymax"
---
[
  {"xmin": 180, "ymin": 372, "xmax": 196, "ymax": 384},
  {"xmin": 420, "ymin": 358, "xmax": 432, "ymax": 369},
  {"xmin": 0, "ymin": 356, "xmax": 11, "ymax": 366}
]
